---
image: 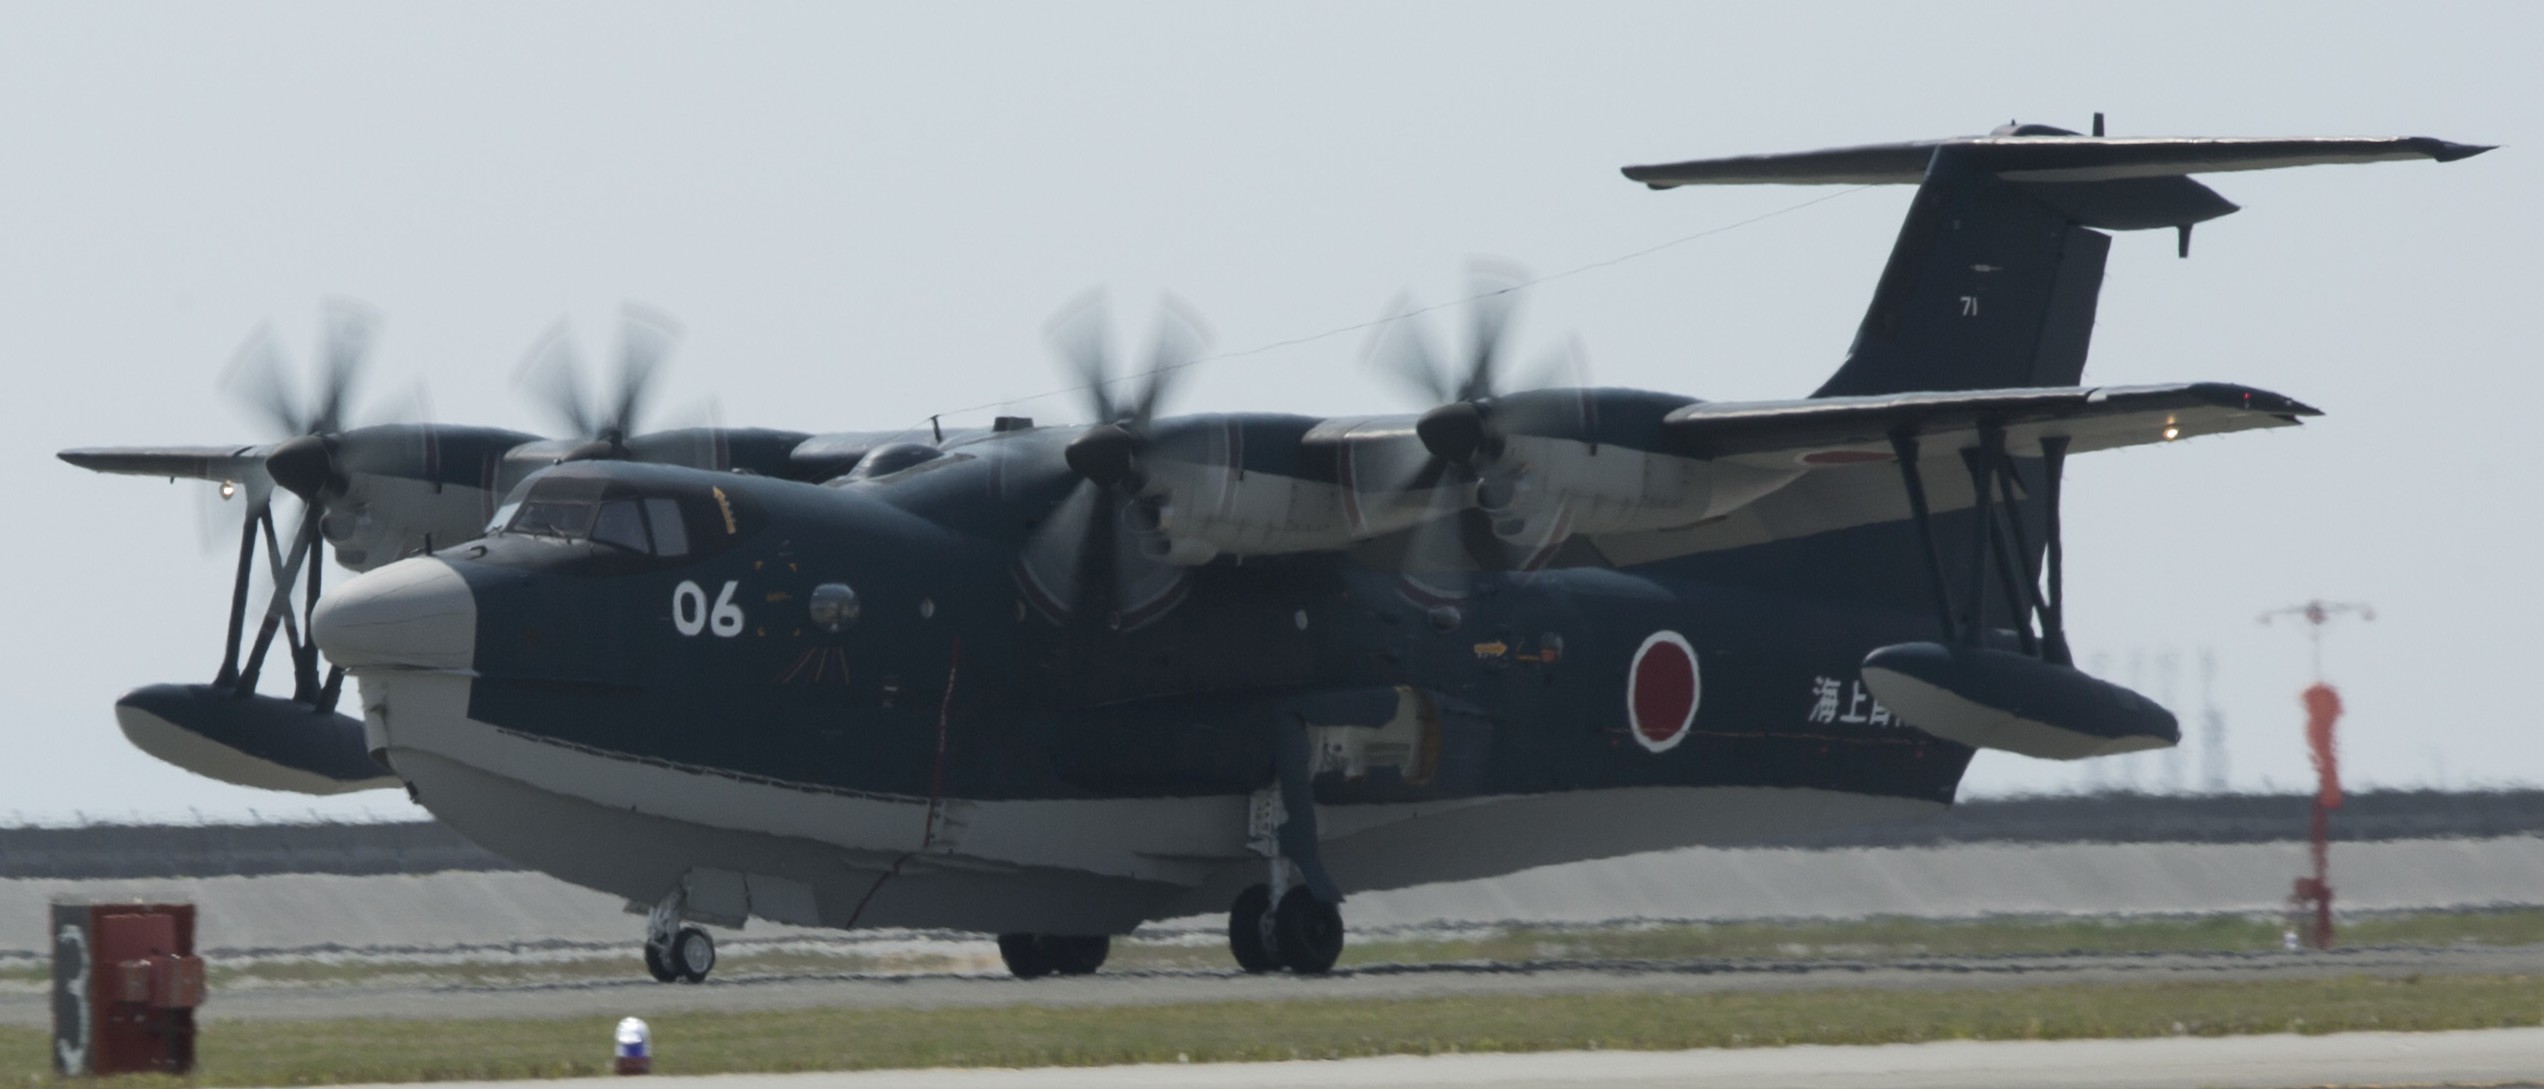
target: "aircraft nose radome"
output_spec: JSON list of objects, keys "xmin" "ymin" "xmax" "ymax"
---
[{"xmin": 312, "ymin": 557, "xmax": 475, "ymax": 671}]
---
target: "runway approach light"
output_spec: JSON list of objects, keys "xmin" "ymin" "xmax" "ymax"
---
[{"xmin": 614, "ymin": 1017, "xmax": 651, "ymax": 1075}]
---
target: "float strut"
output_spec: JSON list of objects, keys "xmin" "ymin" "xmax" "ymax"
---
[
  {"xmin": 2038, "ymin": 436, "xmax": 2074, "ymax": 667},
  {"xmin": 1957, "ymin": 425, "xmax": 2005, "ymax": 647},
  {"xmin": 1888, "ymin": 429, "xmax": 1958, "ymax": 644}
]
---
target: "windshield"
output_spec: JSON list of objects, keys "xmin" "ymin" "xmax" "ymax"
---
[
  {"xmin": 510, "ymin": 498, "xmax": 600, "ymax": 540},
  {"xmin": 501, "ymin": 491, "xmax": 692, "ymax": 558}
]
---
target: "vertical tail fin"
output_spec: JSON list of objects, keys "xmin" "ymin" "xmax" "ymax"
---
[{"xmin": 1623, "ymin": 124, "xmax": 2490, "ymax": 396}]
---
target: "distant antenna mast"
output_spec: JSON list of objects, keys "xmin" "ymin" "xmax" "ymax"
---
[
  {"xmin": 2158, "ymin": 651, "xmax": 2184, "ymax": 793},
  {"xmin": 2120, "ymin": 650, "xmax": 2147, "ymax": 793},
  {"xmin": 2258, "ymin": 599, "xmax": 2374, "ymax": 949},
  {"xmin": 2199, "ymin": 649, "xmax": 2228, "ymax": 794}
]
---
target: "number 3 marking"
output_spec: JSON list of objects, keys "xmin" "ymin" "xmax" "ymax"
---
[{"xmin": 673, "ymin": 580, "xmax": 744, "ymax": 638}]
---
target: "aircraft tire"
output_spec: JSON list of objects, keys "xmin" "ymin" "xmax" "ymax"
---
[
  {"xmin": 672, "ymin": 926, "xmax": 716, "ymax": 983},
  {"xmin": 1227, "ymin": 884, "xmax": 1277, "ymax": 974},
  {"xmin": 1046, "ymin": 934, "xmax": 1110, "ymax": 975},
  {"xmin": 997, "ymin": 933, "xmax": 1055, "ymax": 979},
  {"xmin": 1271, "ymin": 886, "xmax": 1343, "ymax": 975},
  {"xmin": 642, "ymin": 940, "xmax": 678, "ymax": 983}
]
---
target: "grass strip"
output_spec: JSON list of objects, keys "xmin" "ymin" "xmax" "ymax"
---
[{"xmin": 3, "ymin": 973, "xmax": 2543, "ymax": 1086}]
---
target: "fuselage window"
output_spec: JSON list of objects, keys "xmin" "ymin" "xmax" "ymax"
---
[
  {"xmin": 590, "ymin": 500, "xmax": 649, "ymax": 553},
  {"xmin": 645, "ymin": 498, "xmax": 691, "ymax": 557}
]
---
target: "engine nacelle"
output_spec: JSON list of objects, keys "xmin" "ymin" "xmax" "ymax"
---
[
  {"xmin": 1480, "ymin": 434, "xmax": 1802, "ymax": 543},
  {"xmin": 1136, "ymin": 416, "xmax": 1456, "ymax": 560}
]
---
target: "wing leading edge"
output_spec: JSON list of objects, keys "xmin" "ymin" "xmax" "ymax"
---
[{"xmin": 1666, "ymin": 381, "xmax": 2317, "ymax": 467}]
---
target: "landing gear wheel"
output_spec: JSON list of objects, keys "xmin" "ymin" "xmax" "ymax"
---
[
  {"xmin": 1227, "ymin": 884, "xmax": 1276, "ymax": 974},
  {"xmin": 997, "ymin": 933, "xmax": 1054, "ymax": 979},
  {"xmin": 1046, "ymin": 935, "xmax": 1110, "ymax": 976},
  {"xmin": 1272, "ymin": 886, "xmax": 1343, "ymax": 975},
  {"xmin": 642, "ymin": 939, "xmax": 678, "ymax": 983},
  {"xmin": 671, "ymin": 926, "xmax": 715, "ymax": 983}
]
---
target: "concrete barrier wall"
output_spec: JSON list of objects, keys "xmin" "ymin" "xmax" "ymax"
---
[
  {"xmin": 7, "ymin": 790, "xmax": 2543, "ymax": 880},
  {"xmin": 1349, "ymin": 836, "xmax": 2544, "ymax": 927}
]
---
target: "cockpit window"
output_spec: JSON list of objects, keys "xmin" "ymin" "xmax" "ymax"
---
[
  {"xmin": 590, "ymin": 500, "xmax": 648, "ymax": 553},
  {"xmin": 510, "ymin": 497, "xmax": 600, "ymax": 539},
  {"xmin": 489, "ymin": 468, "xmax": 749, "ymax": 565},
  {"xmin": 502, "ymin": 484, "xmax": 697, "ymax": 559},
  {"xmin": 644, "ymin": 498, "xmax": 690, "ymax": 557}
]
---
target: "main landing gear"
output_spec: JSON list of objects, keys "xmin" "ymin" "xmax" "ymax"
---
[
  {"xmin": 1231, "ymin": 764, "xmax": 1346, "ymax": 975},
  {"xmin": 641, "ymin": 887, "xmax": 716, "ymax": 983},
  {"xmin": 995, "ymin": 934, "xmax": 1110, "ymax": 979},
  {"xmin": 1229, "ymin": 880, "xmax": 1343, "ymax": 974}
]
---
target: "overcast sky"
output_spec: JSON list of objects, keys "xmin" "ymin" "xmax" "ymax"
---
[{"xmin": 1, "ymin": 2, "xmax": 2534, "ymax": 823}]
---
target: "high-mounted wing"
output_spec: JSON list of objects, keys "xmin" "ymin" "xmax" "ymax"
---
[
  {"xmin": 59, "ymin": 444, "xmax": 270, "ymax": 484},
  {"xmin": 1670, "ymin": 382, "xmax": 2317, "ymax": 466},
  {"xmin": 999, "ymin": 381, "xmax": 2318, "ymax": 574},
  {"xmin": 1592, "ymin": 382, "xmax": 2316, "ymax": 567}
]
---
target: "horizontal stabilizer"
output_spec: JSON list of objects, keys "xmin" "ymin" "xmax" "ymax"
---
[
  {"xmin": 1624, "ymin": 134, "xmax": 2492, "ymax": 188},
  {"xmin": 1665, "ymin": 382, "xmax": 2315, "ymax": 464},
  {"xmin": 115, "ymin": 684, "xmax": 396, "ymax": 795},
  {"xmin": 1862, "ymin": 643, "xmax": 2177, "ymax": 761}
]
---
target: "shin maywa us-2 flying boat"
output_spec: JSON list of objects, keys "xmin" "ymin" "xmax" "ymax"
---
[{"xmin": 63, "ymin": 121, "xmax": 2486, "ymax": 982}]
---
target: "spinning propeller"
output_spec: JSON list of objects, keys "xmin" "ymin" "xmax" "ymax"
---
[
  {"xmin": 214, "ymin": 301, "xmax": 388, "ymax": 710},
  {"xmin": 515, "ymin": 306, "xmax": 680, "ymax": 461},
  {"xmin": 1363, "ymin": 264, "xmax": 1587, "ymax": 599},
  {"xmin": 1022, "ymin": 296, "xmax": 1212, "ymax": 629}
]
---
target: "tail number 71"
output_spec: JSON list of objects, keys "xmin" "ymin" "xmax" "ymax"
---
[{"xmin": 673, "ymin": 580, "xmax": 745, "ymax": 638}]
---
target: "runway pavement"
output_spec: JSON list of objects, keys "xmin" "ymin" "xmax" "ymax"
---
[
  {"xmin": 4, "ymin": 941, "xmax": 2538, "ymax": 1026},
  {"xmin": 10, "ymin": 836, "xmax": 2544, "ymax": 958},
  {"xmin": 2, "ymin": 834, "xmax": 2538, "ymax": 1027},
  {"xmin": 290, "ymin": 1028, "xmax": 2544, "ymax": 1089}
]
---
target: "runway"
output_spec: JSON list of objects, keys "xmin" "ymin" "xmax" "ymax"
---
[
  {"xmin": 4, "ymin": 940, "xmax": 2536, "ymax": 1026},
  {"xmin": 10, "ymin": 835, "xmax": 2543, "ymax": 958},
  {"xmin": 2, "ymin": 834, "xmax": 2538, "ymax": 1027},
  {"xmin": 297, "ymin": 1028, "xmax": 2544, "ymax": 1088}
]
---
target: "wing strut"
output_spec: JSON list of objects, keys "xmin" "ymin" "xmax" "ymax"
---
[
  {"xmin": 2037, "ymin": 436, "xmax": 2073, "ymax": 666},
  {"xmin": 1958, "ymin": 428, "xmax": 2002, "ymax": 646},
  {"xmin": 1861, "ymin": 425, "xmax": 2180, "ymax": 760},
  {"xmin": 1886, "ymin": 424, "xmax": 2077, "ymax": 660},
  {"xmin": 222, "ymin": 499, "xmax": 343, "ymax": 713},
  {"xmin": 1886, "ymin": 430, "xmax": 1960, "ymax": 643}
]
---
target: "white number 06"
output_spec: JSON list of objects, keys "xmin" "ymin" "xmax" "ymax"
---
[{"xmin": 673, "ymin": 580, "xmax": 744, "ymax": 638}]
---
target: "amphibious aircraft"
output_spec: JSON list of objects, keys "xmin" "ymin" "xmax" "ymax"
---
[{"xmin": 62, "ymin": 121, "xmax": 2485, "ymax": 982}]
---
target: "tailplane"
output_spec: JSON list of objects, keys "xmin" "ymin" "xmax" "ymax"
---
[{"xmin": 1624, "ymin": 122, "xmax": 2490, "ymax": 396}]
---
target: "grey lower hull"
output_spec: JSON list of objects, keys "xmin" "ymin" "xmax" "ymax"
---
[{"xmin": 362, "ymin": 669, "xmax": 1946, "ymax": 935}]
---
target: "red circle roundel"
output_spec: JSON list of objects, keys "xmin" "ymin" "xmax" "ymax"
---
[{"xmin": 1626, "ymin": 630, "xmax": 1701, "ymax": 753}]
